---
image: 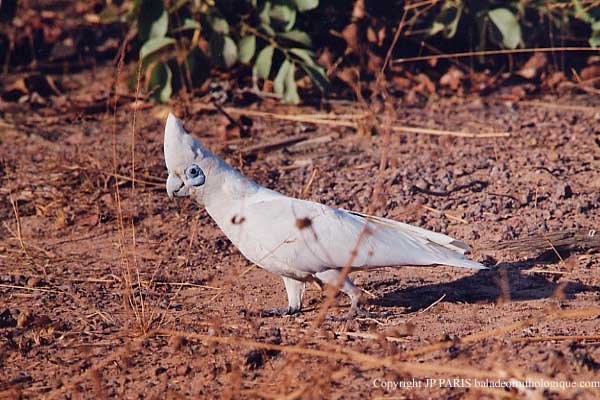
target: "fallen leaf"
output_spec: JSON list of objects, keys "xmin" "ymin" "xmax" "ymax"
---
[
  {"xmin": 517, "ymin": 52, "xmax": 547, "ymax": 79},
  {"xmin": 580, "ymin": 65, "xmax": 600, "ymax": 81},
  {"xmin": 440, "ymin": 67, "xmax": 465, "ymax": 90}
]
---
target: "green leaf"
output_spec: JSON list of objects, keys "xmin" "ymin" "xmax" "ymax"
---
[
  {"xmin": 209, "ymin": 34, "xmax": 238, "ymax": 69},
  {"xmin": 182, "ymin": 47, "xmax": 210, "ymax": 87},
  {"xmin": 259, "ymin": 1, "xmax": 272, "ymax": 25},
  {"xmin": 573, "ymin": 0, "xmax": 594, "ymax": 24},
  {"xmin": 239, "ymin": 35, "xmax": 256, "ymax": 63},
  {"xmin": 253, "ymin": 45, "xmax": 275, "ymax": 79},
  {"xmin": 137, "ymin": 0, "xmax": 168, "ymax": 42},
  {"xmin": 270, "ymin": 1, "xmax": 296, "ymax": 32},
  {"xmin": 210, "ymin": 15, "xmax": 230, "ymax": 34},
  {"xmin": 283, "ymin": 63, "xmax": 300, "ymax": 104},
  {"xmin": 140, "ymin": 36, "xmax": 175, "ymax": 60},
  {"xmin": 430, "ymin": 21, "xmax": 445, "ymax": 36},
  {"xmin": 290, "ymin": 48, "xmax": 330, "ymax": 92},
  {"xmin": 172, "ymin": 18, "xmax": 200, "ymax": 32},
  {"xmin": 274, "ymin": 59, "xmax": 292, "ymax": 95},
  {"xmin": 303, "ymin": 63, "xmax": 330, "ymax": 92},
  {"xmin": 488, "ymin": 8, "xmax": 521, "ymax": 49},
  {"xmin": 293, "ymin": 0, "xmax": 318, "ymax": 12},
  {"xmin": 590, "ymin": 25, "xmax": 600, "ymax": 47},
  {"xmin": 261, "ymin": 22, "xmax": 276, "ymax": 36},
  {"xmin": 147, "ymin": 61, "xmax": 172, "ymax": 103},
  {"xmin": 430, "ymin": 3, "xmax": 463, "ymax": 38},
  {"xmin": 222, "ymin": 36, "xmax": 238, "ymax": 68},
  {"xmin": 278, "ymin": 30, "xmax": 312, "ymax": 46},
  {"xmin": 289, "ymin": 48, "xmax": 316, "ymax": 65}
]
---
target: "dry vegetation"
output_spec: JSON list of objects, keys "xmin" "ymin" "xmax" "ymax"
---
[
  {"xmin": 1, "ymin": 59, "xmax": 600, "ymax": 398},
  {"xmin": 2, "ymin": 1, "xmax": 600, "ymax": 399}
]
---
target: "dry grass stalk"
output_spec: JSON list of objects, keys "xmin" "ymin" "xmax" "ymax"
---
[
  {"xmin": 193, "ymin": 104, "xmax": 510, "ymax": 138},
  {"xmin": 0, "ymin": 284, "xmax": 59, "ymax": 293},
  {"xmin": 393, "ymin": 46, "xmax": 599, "ymax": 64},
  {"xmin": 406, "ymin": 293, "xmax": 446, "ymax": 322},
  {"xmin": 153, "ymin": 327, "xmax": 600, "ymax": 397},
  {"xmin": 492, "ymin": 230, "xmax": 600, "ymax": 252},
  {"xmin": 334, "ymin": 330, "xmax": 409, "ymax": 343},
  {"xmin": 405, "ymin": 306, "xmax": 600, "ymax": 358},
  {"xmin": 299, "ymin": 167, "xmax": 318, "ymax": 198},
  {"xmin": 519, "ymin": 100, "xmax": 600, "ymax": 113},
  {"xmin": 422, "ymin": 205, "xmax": 468, "ymax": 224},
  {"xmin": 512, "ymin": 335, "xmax": 600, "ymax": 343}
]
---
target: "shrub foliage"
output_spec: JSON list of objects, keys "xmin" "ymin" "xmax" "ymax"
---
[{"xmin": 126, "ymin": 0, "xmax": 600, "ymax": 103}]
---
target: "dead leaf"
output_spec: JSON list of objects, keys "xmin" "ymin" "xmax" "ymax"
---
[
  {"xmin": 417, "ymin": 73, "xmax": 435, "ymax": 94},
  {"xmin": 391, "ymin": 75, "xmax": 411, "ymax": 90},
  {"xmin": 352, "ymin": 0, "xmax": 365, "ymax": 19},
  {"xmin": 317, "ymin": 48, "xmax": 333, "ymax": 69},
  {"xmin": 367, "ymin": 27, "xmax": 377, "ymax": 44},
  {"xmin": 517, "ymin": 52, "xmax": 547, "ymax": 79},
  {"xmin": 544, "ymin": 71, "xmax": 566, "ymax": 89},
  {"xmin": 342, "ymin": 23, "xmax": 359, "ymax": 52},
  {"xmin": 580, "ymin": 65, "xmax": 600, "ymax": 81},
  {"xmin": 439, "ymin": 67, "xmax": 465, "ymax": 91}
]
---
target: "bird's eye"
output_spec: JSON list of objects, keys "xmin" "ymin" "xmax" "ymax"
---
[
  {"xmin": 184, "ymin": 164, "xmax": 205, "ymax": 186},
  {"xmin": 188, "ymin": 166, "xmax": 199, "ymax": 178}
]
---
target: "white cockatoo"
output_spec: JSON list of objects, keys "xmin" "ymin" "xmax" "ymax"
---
[{"xmin": 164, "ymin": 113, "xmax": 486, "ymax": 318}]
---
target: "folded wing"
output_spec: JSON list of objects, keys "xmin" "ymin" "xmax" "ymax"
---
[{"xmin": 235, "ymin": 197, "xmax": 485, "ymax": 274}]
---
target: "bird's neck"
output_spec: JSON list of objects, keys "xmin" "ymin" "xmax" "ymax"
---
[{"xmin": 201, "ymin": 155, "xmax": 261, "ymax": 220}]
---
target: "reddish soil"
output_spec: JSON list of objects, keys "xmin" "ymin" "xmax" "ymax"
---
[{"xmin": 1, "ymin": 66, "xmax": 600, "ymax": 399}]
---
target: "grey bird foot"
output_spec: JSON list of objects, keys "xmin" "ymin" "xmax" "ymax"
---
[
  {"xmin": 260, "ymin": 307, "xmax": 300, "ymax": 317},
  {"xmin": 327, "ymin": 308, "xmax": 389, "ymax": 321}
]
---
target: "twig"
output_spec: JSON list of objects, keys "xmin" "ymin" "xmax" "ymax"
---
[
  {"xmin": 299, "ymin": 167, "xmax": 318, "ymax": 198},
  {"xmin": 393, "ymin": 47, "xmax": 599, "ymax": 64},
  {"xmin": 512, "ymin": 335, "xmax": 600, "ymax": 343},
  {"xmin": 523, "ymin": 269, "xmax": 570, "ymax": 275},
  {"xmin": 0, "ymin": 284, "xmax": 60, "ymax": 293},
  {"xmin": 405, "ymin": 306, "xmax": 600, "ymax": 358},
  {"xmin": 2, "ymin": 221, "xmax": 56, "ymax": 258},
  {"xmin": 149, "ymin": 282, "xmax": 222, "ymax": 290},
  {"xmin": 422, "ymin": 205, "xmax": 468, "ymax": 224},
  {"xmin": 193, "ymin": 104, "xmax": 510, "ymax": 138},
  {"xmin": 334, "ymin": 330, "xmax": 409, "ymax": 343},
  {"xmin": 241, "ymin": 135, "xmax": 309, "ymax": 155},
  {"xmin": 406, "ymin": 293, "xmax": 446, "ymax": 322},
  {"xmin": 519, "ymin": 100, "xmax": 600, "ymax": 113}
]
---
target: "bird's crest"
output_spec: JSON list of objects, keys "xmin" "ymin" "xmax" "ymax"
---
[{"xmin": 164, "ymin": 113, "xmax": 206, "ymax": 171}]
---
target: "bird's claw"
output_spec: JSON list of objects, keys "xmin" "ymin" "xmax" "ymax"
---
[{"xmin": 259, "ymin": 307, "xmax": 299, "ymax": 317}]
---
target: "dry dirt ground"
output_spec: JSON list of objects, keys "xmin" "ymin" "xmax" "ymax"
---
[{"xmin": 1, "ymin": 67, "xmax": 600, "ymax": 399}]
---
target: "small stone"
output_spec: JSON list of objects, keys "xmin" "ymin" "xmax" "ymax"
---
[
  {"xmin": 169, "ymin": 336, "xmax": 186, "ymax": 351},
  {"xmin": 176, "ymin": 365, "xmax": 191, "ymax": 376},
  {"xmin": 0, "ymin": 309, "xmax": 17, "ymax": 328},
  {"xmin": 27, "ymin": 278, "xmax": 42, "ymax": 287},
  {"xmin": 554, "ymin": 209, "xmax": 564, "ymax": 218},
  {"xmin": 555, "ymin": 183, "xmax": 573, "ymax": 199},
  {"xmin": 17, "ymin": 310, "xmax": 34, "ymax": 328},
  {"xmin": 415, "ymin": 179, "xmax": 429, "ymax": 191}
]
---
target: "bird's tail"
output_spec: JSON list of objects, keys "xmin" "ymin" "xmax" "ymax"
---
[{"xmin": 347, "ymin": 210, "xmax": 487, "ymax": 270}]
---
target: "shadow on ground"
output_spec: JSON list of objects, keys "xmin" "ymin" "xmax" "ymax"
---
[{"xmin": 370, "ymin": 250, "xmax": 599, "ymax": 311}]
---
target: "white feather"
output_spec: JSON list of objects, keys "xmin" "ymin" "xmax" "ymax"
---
[{"xmin": 164, "ymin": 113, "xmax": 486, "ymax": 312}]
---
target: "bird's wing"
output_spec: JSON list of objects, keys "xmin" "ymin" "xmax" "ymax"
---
[
  {"xmin": 343, "ymin": 210, "xmax": 472, "ymax": 254},
  {"xmin": 235, "ymin": 197, "xmax": 484, "ymax": 274}
]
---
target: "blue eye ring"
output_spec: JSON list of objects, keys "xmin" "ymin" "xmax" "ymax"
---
[{"xmin": 184, "ymin": 164, "xmax": 205, "ymax": 186}]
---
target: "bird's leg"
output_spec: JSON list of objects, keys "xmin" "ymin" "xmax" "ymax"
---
[
  {"xmin": 314, "ymin": 270, "xmax": 387, "ymax": 320},
  {"xmin": 260, "ymin": 276, "xmax": 305, "ymax": 317}
]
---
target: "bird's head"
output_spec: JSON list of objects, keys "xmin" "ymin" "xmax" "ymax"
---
[{"xmin": 164, "ymin": 113, "xmax": 214, "ymax": 203}]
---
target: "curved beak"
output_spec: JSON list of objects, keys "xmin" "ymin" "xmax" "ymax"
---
[{"xmin": 166, "ymin": 173, "xmax": 188, "ymax": 199}]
